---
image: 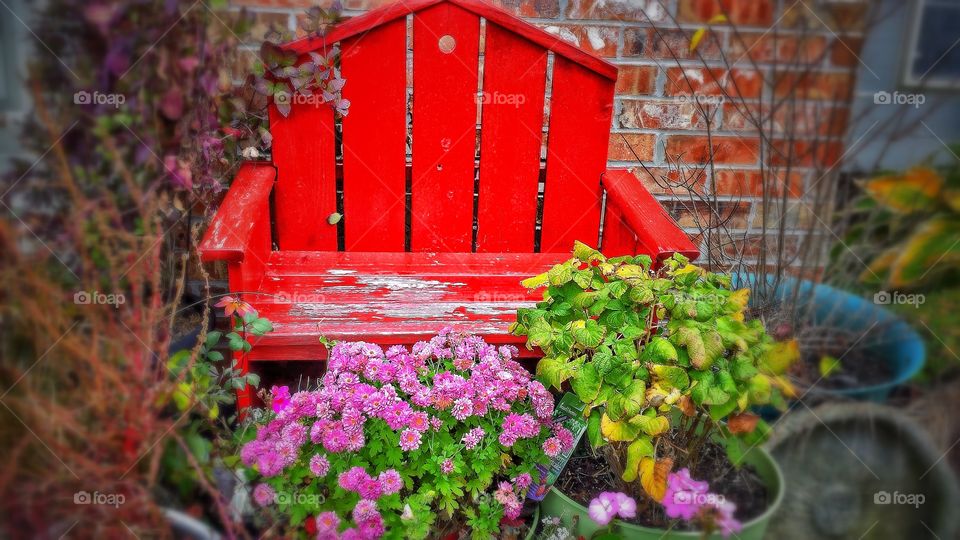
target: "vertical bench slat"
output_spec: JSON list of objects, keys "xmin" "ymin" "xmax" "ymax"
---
[
  {"xmin": 539, "ymin": 57, "xmax": 614, "ymax": 252},
  {"xmin": 410, "ymin": 3, "xmax": 480, "ymax": 252},
  {"xmin": 475, "ymin": 23, "xmax": 547, "ymax": 253},
  {"xmin": 270, "ymin": 101, "xmax": 338, "ymax": 250},
  {"xmin": 341, "ymin": 20, "xmax": 408, "ymax": 251}
]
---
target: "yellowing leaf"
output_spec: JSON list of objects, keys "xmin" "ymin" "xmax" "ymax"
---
[
  {"xmin": 762, "ymin": 339, "xmax": 799, "ymax": 375},
  {"xmin": 728, "ymin": 288, "xmax": 750, "ymax": 311},
  {"xmin": 689, "ymin": 14, "xmax": 727, "ymax": 52},
  {"xmin": 521, "ymin": 271, "xmax": 549, "ymax": 289},
  {"xmin": 861, "ymin": 167, "xmax": 943, "ymax": 214},
  {"xmin": 888, "ymin": 215, "xmax": 960, "ymax": 288},
  {"xmin": 727, "ymin": 412, "xmax": 759, "ymax": 434},
  {"xmin": 818, "ymin": 355, "xmax": 841, "ymax": 378},
  {"xmin": 622, "ymin": 437, "xmax": 654, "ymax": 482},
  {"xmin": 639, "ymin": 457, "xmax": 673, "ymax": 501},
  {"xmin": 629, "ymin": 413, "xmax": 670, "ymax": 436},
  {"xmin": 601, "ymin": 412, "xmax": 641, "ymax": 442}
]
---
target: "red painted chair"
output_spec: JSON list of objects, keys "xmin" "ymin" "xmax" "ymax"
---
[{"xmin": 199, "ymin": 0, "xmax": 698, "ymax": 408}]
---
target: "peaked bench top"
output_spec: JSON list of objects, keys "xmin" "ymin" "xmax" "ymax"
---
[{"xmin": 281, "ymin": 0, "xmax": 618, "ymax": 81}]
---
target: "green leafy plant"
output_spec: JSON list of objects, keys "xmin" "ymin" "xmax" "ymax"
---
[{"xmin": 511, "ymin": 242, "xmax": 796, "ymax": 501}]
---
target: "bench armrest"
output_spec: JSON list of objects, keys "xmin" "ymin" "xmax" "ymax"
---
[
  {"xmin": 602, "ymin": 169, "xmax": 700, "ymax": 261},
  {"xmin": 198, "ymin": 162, "xmax": 276, "ymax": 262}
]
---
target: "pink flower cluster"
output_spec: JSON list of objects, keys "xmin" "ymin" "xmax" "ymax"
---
[
  {"xmin": 493, "ymin": 477, "xmax": 531, "ymax": 521},
  {"xmin": 240, "ymin": 329, "xmax": 562, "ymax": 539},
  {"xmin": 588, "ymin": 492, "xmax": 637, "ymax": 526},
  {"xmin": 663, "ymin": 468, "xmax": 742, "ymax": 537}
]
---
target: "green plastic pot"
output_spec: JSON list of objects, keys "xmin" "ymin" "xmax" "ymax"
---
[
  {"xmin": 525, "ymin": 505, "xmax": 540, "ymax": 540},
  {"xmin": 538, "ymin": 447, "xmax": 783, "ymax": 539}
]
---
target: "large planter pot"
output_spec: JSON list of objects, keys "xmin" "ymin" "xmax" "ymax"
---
[
  {"xmin": 732, "ymin": 273, "xmax": 925, "ymax": 402},
  {"xmin": 538, "ymin": 447, "xmax": 783, "ymax": 539}
]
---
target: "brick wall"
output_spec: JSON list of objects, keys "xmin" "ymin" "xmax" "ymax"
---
[{"xmin": 229, "ymin": 0, "xmax": 863, "ymax": 268}]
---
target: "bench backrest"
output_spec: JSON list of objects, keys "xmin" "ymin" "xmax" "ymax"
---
[{"xmin": 270, "ymin": 0, "xmax": 616, "ymax": 254}]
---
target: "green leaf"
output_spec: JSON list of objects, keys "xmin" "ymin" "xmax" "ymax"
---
[
  {"xmin": 587, "ymin": 410, "xmax": 603, "ymax": 449},
  {"xmin": 643, "ymin": 337, "xmax": 678, "ymax": 363},
  {"xmin": 675, "ymin": 326, "xmax": 707, "ymax": 369},
  {"xmin": 548, "ymin": 263, "xmax": 574, "ymax": 286},
  {"xmin": 574, "ymin": 241, "xmax": 601, "ymax": 262},
  {"xmin": 628, "ymin": 414, "xmax": 670, "ymax": 436},
  {"xmin": 570, "ymin": 319, "xmax": 604, "ymax": 348},
  {"xmin": 601, "ymin": 413, "xmax": 641, "ymax": 441},
  {"xmin": 527, "ymin": 319, "xmax": 554, "ymax": 348},
  {"xmin": 650, "ymin": 364, "xmax": 689, "ymax": 390},
  {"xmin": 628, "ymin": 284, "xmax": 655, "ymax": 304},
  {"xmin": 571, "ymin": 362, "xmax": 601, "ymax": 402},
  {"xmin": 205, "ymin": 331, "xmax": 222, "ymax": 349},
  {"xmin": 622, "ymin": 436, "xmax": 655, "ymax": 482},
  {"xmin": 730, "ymin": 358, "xmax": 759, "ymax": 380}
]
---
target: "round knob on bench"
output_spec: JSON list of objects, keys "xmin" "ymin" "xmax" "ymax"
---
[{"xmin": 439, "ymin": 35, "xmax": 456, "ymax": 54}]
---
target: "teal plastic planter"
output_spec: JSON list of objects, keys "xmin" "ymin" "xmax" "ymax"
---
[
  {"xmin": 537, "ymin": 447, "xmax": 783, "ymax": 539},
  {"xmin": 731, "ymin": 273, "xmax": 925, "ymax": 402}
]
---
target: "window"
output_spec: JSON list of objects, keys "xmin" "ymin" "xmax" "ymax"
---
[{"xmin": 904, "ymin": 0, "xmax": 960, "ymax": 89}]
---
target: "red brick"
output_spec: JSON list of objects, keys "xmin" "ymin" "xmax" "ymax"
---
[
  {"xmin": 340, "ymin": 0, "xmax": 399, "ymax": 9},
  {"xmin": 677, "ymin": 0, "xmax": 775, "ymax": 26},
  {"xmin": 666, "ymin": 135, "xmax": 760, "ymax": 165},
  {"xmin": 638, "ymin": 166, "xmax": 708, "ymax": 195},
  {"xmin": 622, "ymin": 27, "xmax": 647, "ymax": 57},
  {"xmin": 721, "ymin": 102, "xmax": 761, "ymax": 131},
  {"xmin": 770, "ymin": 139, "xmax": 843, "ymax": 168},
  {"xmin": 830, "ymin": 36, "xmax": 864, "ymax": 67},
  {"xmin": 726, "ymin": 33, "xmax": 828, "ymax": 64},
  {"xmin": 492, "ymin": 0, "xmax": 560, "ymax": 18},
  {"xmin": 566, "ymin": 0, "xmax": 668, "ymax": 22},
  {"xmin": 636, "ymin": 28, "xmax": 724, "ymax": 60},
  {"xmin": 773, "ymin": 71, "xmax": 852, "ymax": 101},
  {"xmin": 713, "ymin": 169, "xmax": 804, "ymax": 198},
  {"xmin": 247, "ymin": 11, "xmax": 291, "ymax": 41},
  {"xmin": 608, "ymin": 133, "xmax": 655, "ymax": 161},
  {"xmin": 663, "ymin": 199, "xmax": 751, "ymax": 229},
  {"xmin": 615, "ymin": 65, "xmax": 656, "ymax": 94},
  {"xmin": 540, "ymin": 24, "xmax": 620, "ymax": 57},
  {"xmin": 665, "ymin": 67, "xmax": 763, "ymax": 99},
  {"xmin": 773, "ymin": 104, "xmax": 850, "ymax": 137},
  {"xmin": 619, "ymin": 99, "xmax": 713, "ymax": 130},
  {"xmin": 722, "ymin": 234, "xmax": 801, "ymax": 260},
  {"xmin": 782, "ymin": 1, "xmax": 867, "ymax": 32}
]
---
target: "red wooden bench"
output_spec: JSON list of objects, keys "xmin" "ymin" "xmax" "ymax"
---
[{"xmin": 199, "ymin": 0, "xmax": 698, "ymax": 408}]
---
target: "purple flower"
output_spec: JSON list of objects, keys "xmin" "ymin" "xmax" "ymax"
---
[
  {"xmin": 252, "ymin": 483, "xmax": 275, "ymax": 507},
  {"xmin": 543, "ymin": 437, "xmax": 562, "ymax": 457},
  {"xmin": 399, "ymin": 428, "xmax": 422, "ymax": 451},
  {"xmin": 462, "ymin": 427, "xmax": 485, "ymax": 449},
  {"xmin": 451, "ymin": 397, "xmax": 473, "ymax": 420},
  {"xmin": 270, "ymin": 386, "xmax": 291, "ymax": 413},
  {"xmin": 711, "ymin": 499, "xmax": 743, "ymax": 537},
  {"xmin": 588, "ymin": 492, "xmax": 636, "ymax": 525},
  {"xmin": 378, "ymin": 469, "xmax": 403, "ymax": 495},
  {"xmin": 663, "ymin": 468, "xmax": 710, "ymax": 520},
  {"xmin": 309, "ymin": 454, "xmax": 330, "ymax": 477},
  {"xmin": 315, "ymin": 511, "xmax": 340, "ymax": 532},
  {"xmin": 338, "ymin": 466, "xmax": 369, "ymax": 492},
  {"xmin": 352, "ymin": 499, "xmax": 379, "ymax": 522},
  {"xmin": 514, "ymin": 473, "xmax": 532, "ymax": 490},
  {"xmin": 441, "ymin": 459, "xmax": 454, "ymax": 474},
  {"xmin": 358, "ymin": 477, "xmax": 383, "ymax": 500}
]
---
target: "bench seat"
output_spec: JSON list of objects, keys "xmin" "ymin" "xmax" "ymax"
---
[{"xmin": 246, "ymin": 251, "xmax": 569, "ymax": 360}]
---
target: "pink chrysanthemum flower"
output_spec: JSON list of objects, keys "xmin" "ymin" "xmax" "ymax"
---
[
  {"xmin": 309, "ymin": 454, "xmax": 330, "ymax": 477},
  {"xmin": 252, "ymin": 483, "xmax": 275, "ymax": 507},
  {"xmin": 441, "ymin": 458, "xmax": 454, "ymax": 474},
  {"xmin": 352, "ymin": 499, "xmax": 379, "ymax": 522},
  {"xmin": 378, "ymin": 469, "xmax": 403, "ymax": 495},
  {"xmin": 315, "ymin": 511, "xmax": 340, "ymax": 532},
  {"xmin": 399, "ymin": 428, "xmax": 422, "ymax": 451},
  {"xmin": 543, "ymin": 437, "xmax": 562, "ymax": 457}
]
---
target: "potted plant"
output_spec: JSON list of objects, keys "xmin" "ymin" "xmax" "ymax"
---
[
  {"xmin": 511, "ymin": 243, "xmax": 793, "ymax": 538},
  {"xmin": 237, "ymin": 329, "xmax": 561, "ymax": 539}
]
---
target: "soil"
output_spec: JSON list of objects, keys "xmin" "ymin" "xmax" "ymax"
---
[
  {"xmin": 792, "ymin": 345, "xmax": 893, "ymax": 391},
  {"xmin": 554, "ymin": 435, "xmax": 768, "ymax": 530}
]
